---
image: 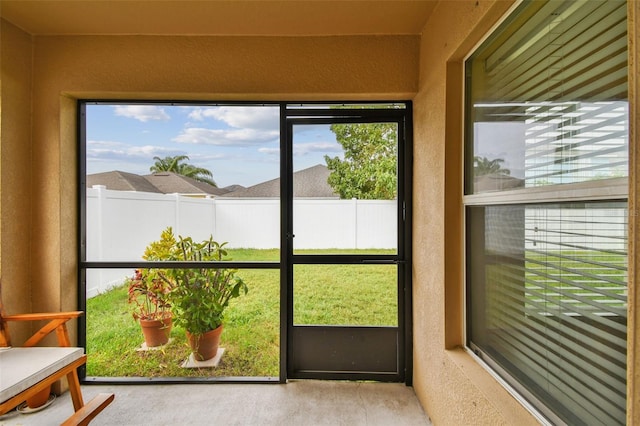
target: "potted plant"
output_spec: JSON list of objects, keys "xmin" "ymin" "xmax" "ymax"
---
[
  {"xmin": 126, "ymin": 227, "xmax": 176, "ymax": 347},
  {"xmin": 168, "ymin": 234, "xmax": 248, "ymax": 361}
]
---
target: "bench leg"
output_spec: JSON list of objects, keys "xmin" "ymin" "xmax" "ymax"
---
[{"xmin": 66, "ymin": 370, "xmax": 84, "ymax": 411}]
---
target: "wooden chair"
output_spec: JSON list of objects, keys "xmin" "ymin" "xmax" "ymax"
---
[{"xmin": 0, "ymin": 280, "xmax": 114, "ymax": 425}]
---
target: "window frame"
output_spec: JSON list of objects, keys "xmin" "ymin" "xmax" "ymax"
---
[
  {"xmin": 77, "ymin": 99, "xmax": 414, "ymax": 384},
  {"xmin": 461, "ymin": 1, "xmax": 630, "ymax": 424}
]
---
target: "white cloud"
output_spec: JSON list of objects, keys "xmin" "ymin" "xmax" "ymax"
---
[
  {"xmin": 173, "ymin": 127, "xmax": 279, "ymax": 146},
  {"xmin": 258, "ymin": 142, "xmax": 342, "ymax": 158},
  {"xmin": 293, "ymin": 142, "xmax": 342, "ymax": 156},
  {"xmin": 113, "ymin": 105, "xmax": 170, "ymax": 122},
  {"xmin": 86, "ymin": 140, "xmax": 181, "ymax": 161},
  {"xmin": 258, "ymin": 147, "xmax": 279, "ymax": 155},
  {"xmin": 188, "ymin": 106, "xmax": 279, "ymax": 130}
]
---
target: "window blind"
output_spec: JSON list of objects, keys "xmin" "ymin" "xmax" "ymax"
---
[
  {"xmin": 468, "ymin": 202, "xmax": 627, "ymax": 425},
  {"xmin": 480, "ymin": 0, "xmax": 627, "ymax": 103},
  {"xmin": 465, "ymin": 1, "xmax": 629, "ymax": 424},
  {"xmin": 467, "ymin": 0, "xmax": 629, "ymax": 194}
]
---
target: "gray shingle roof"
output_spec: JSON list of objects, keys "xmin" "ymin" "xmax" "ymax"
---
[
  {"xmin": 87, "ymin": 165, "xmax": 337, "ymax": 198},
  {"xmin": 474, "ymin": 173, "xmax": 524, "ymax": 192},
  {"xmin": 87, "ymin": 171, "xmax": 163, "ymax": 193},
  {"xmin": 86, "ymin": 171, "xmax": 227, "ymax": 196},
  {"xmin": 221, "ymin": 184, "xmax": 246, "ymax": 193},
  {"xmin": 143, "ymin": 172, "xmax": 229, "ymax": 196},
  {"xmin": 220, "ymin": 164, "xmax": 338, "ymax": 198}
]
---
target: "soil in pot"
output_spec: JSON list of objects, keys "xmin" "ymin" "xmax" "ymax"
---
[
  {"xmin": 186, "ymin": 325, "xmax": 223, "ymax": 361},
  {"xmin": 140, "ymin": 316, "xmax": 172, "ymax": 347}
]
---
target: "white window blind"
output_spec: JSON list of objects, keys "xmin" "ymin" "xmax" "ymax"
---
[{"xmin": 465, "ymin": 1, "xmax": 629, "ymax": 424}]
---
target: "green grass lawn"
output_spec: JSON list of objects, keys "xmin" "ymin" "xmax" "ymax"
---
[{"xmin": 86, "ymin": 249, "xmax": 397, "ymax": 378}]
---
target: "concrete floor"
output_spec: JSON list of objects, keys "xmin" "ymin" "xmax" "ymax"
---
[{"xmin": 0, "ymin": 381, "xmax": 431, "ymax": 426}]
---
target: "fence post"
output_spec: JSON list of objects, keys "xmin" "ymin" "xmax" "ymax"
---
[
  {"xmin": 211, "ymin": 196, "xmax": 217, "ymax": 239},
  {"xmin": 94, "ymin": 185, "xmax": 106, "ymax": 261},
  {"xmin": 352, "ymin": 198, "xmax": 358, "ymax": 249},
  {"xmin": 92, "ymin": 185, "xmax": 106, "ymax": 298},
  {"xmin": 174, "ymin": 193, "xmax": 181, "ymax": 235}
]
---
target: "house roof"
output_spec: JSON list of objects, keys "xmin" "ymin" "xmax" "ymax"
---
[
  {"xmin": 87, "ymin": 166, "xmax": 335, "ymax": 198},
  {"xmin": 87, "ymin": 171, "xmax": 228, "ymax": 196},
  {"xmin": 221, "ymin": 164, "xmax": 338, "ymax": 198},
  {"xmin": 87, "ymin": 171, "xmax": 163, "ymax": 193},
  {"xmin": 220, "ymin": 184, "xmax": 246, "ymax": 193},
  {"xmin": 143, "ymin": 172, "xmax": 229, "ymax": 196},
  {"xmin": 474, "ymin": 173, "xmax": 525, "ymax": 193}
]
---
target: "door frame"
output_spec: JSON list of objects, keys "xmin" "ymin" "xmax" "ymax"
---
[{"xmin": 281, "ymin": 105, "xmax": 413, "ymax": 383}]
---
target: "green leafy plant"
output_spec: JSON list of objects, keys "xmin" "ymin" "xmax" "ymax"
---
[
  {"xmin": 127, "ymin": 227, "xmax": 176, "ymax": 321},
  {"xmin": 126, "ymin": 269, "xmax": 173, "ymax": 321},
  {"xmin": 168, "ymin": 234, "xmax": 248, "ymax": 336}
]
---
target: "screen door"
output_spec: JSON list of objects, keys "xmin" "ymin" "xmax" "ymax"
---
[{"xmin": 283, "ymin": 107, "xmax": 411, "ymax": 381}]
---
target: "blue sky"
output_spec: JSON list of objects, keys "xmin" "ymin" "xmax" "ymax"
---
[{"xmin": 86, "ymin": 104, "xmax": 343, "ymax": 188}]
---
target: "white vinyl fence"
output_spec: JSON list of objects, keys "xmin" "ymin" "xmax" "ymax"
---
[{"xmin": 86, "ymin": 186, "xmax": 397, "ymax": 297}]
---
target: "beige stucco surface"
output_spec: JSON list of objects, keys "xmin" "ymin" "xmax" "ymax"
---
[
  {"xmin": 1, "ymin": 21, "xmax": 33, "ymax": 333},
  {"xmin": 411, "ymin": 1, "xmax": 538, "ymax": 424},
  {"xmin": 1, "ymin": 0, "xmax": 638, "ymax": 424}
]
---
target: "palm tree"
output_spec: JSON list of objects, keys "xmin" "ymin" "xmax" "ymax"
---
[
  {"xmin": 473, "ymin": 156, "xmax": 510, "ymax": 176},
  {"xmin": 150, "ymin": 155, "xmax": 217, "ymax": 187}
]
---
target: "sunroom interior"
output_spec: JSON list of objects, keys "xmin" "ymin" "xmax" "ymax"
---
[{"xmin": 1, "ymin": 0, "xmax": 638, "ymax": 425}]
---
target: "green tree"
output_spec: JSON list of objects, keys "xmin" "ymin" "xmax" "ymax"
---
[
  {"xmin": 150, "ymin": 155, "xmax": 216, "ymax": 187},
  {"xmin": 473, "ymin": 156, "xmax": 510, "ymax": 176},
  {"xmin": 324, "ymin": 122, "xmax": 397, "ymax": 199}
]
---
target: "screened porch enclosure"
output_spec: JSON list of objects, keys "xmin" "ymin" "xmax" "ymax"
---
[{"xmin": 80, "ymin": 102, "xmax": 412, "ymax": 382}]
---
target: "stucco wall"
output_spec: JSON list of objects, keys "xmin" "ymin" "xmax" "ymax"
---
[
  {"xmin": 25, "ymin": 33, "xmax": 419, "ymax": 313},
  {"xmin": 1, "ymin": 0, "xmax": 638, "ymax": 423},
  {"xmin": 0, "ymin": 20, "xmax": 33, "ymax": 334},
  {"xmin": 411, "ymin": 1, "xmax": 539, "ymax": 424}
]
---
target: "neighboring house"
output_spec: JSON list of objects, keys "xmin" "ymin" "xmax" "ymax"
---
[
  {"xmin": 220, "ymin": 184, "xmax": 246, "ymax": 193},
  {"xmin": 474, "ymin": 173, "xmax": 524, "ymax": 193},
  {"xmin": 221, "ymin": 164, "xmax": 338, "ymax": 198},
  {"xmin": 143, "ymin": 172, "xmax": 229, "ymax": 197},
  {"xmin": 87, "ymin": 165, "xmax": 335, "ymax": 198},
  {"xmin": 86, "ymin": 170, "xmax": 163, "ymax": 193},
  {"xmin": 87, "ymin": 170, "xmax": 229, "ymax": 197}
]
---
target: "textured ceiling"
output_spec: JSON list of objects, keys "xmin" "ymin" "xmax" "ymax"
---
[{"xmin": 0, "ymin": 1, "xmax": 437, "ymax": 36}]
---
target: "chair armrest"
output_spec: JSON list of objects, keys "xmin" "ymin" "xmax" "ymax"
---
[
  {"xmin": 3, "ymin": 312, "xmax": 83, "ymax": 321},
  {"xmin": 2, "ymin": 312, "xmax": 84, "ymax": 347}
]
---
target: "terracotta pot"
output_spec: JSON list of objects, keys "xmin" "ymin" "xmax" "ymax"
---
[
  {"xmin": 26, "ymin": 385, "xmax": 51, "ymax": 409},
  {"xmin": 186, "ymin": 325, "xmax": 223, "ymax": 361},
  {"xmin": 140, "ymin": 316, "xmax": 172, "ymax": 347}
]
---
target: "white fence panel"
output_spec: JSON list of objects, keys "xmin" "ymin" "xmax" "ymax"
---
[
  {"xmin": 214, "ymin": 199, "xmax": 280, "ymax": 249},
  {"xmin": 293, "ymin": 200, "xmax": 356, "ymax": 249},
  {"xmin": 355, "ymin": 200, "xmax": 397, "ymax": 249},
  {"xmin": 173, "ymin": 196, "xmax": 216, "ymax": 242},
  {"xmin": 85, "ymin": 188, "xmax": 397, "ymax": 296},
  {"xmin": 87, "ymin": 187, "xmax": 177, "ymax": 261}
]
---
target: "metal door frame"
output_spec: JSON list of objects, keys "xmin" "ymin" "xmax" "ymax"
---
[{"xmin": 281, "ymin": 105, "xmax": 413, "ymax": 383}]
